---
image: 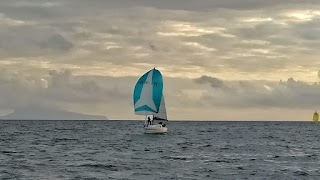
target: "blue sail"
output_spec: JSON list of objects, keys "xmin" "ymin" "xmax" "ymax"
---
[{"xmin": 133, "ymin": 68, "xmax": 163, "ymax": 115}]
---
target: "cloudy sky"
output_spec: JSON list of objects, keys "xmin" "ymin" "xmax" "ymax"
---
[{"xmin": 0, "ymin": 0, "xmax": 320, "ymax": 120}]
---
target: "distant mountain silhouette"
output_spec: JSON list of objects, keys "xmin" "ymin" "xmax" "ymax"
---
[{"xmin": 0, "ymin": 107, "xmax": 107, "ymax": 120}]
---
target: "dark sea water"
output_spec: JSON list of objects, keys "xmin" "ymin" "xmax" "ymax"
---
[{"xmin": 0, "ymin": 120, "xmax": 319, "ymax": 180}]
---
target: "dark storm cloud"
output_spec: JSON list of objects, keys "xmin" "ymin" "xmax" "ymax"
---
[
  {"xmin": 194, "ymin": 75, "xmax": 224, "ymax": 88},
  {"xmin": 44, "ymin": 0, "xmax": 320, "ymax": 11},
  {"xmin": 293, "ymin": 18, "xmax": 320, "ymax": 41},
  {"xmin": 0, "ymin": 69, "xmax": 131, "ymax": 110},
  {"xmin": 194, "ymin": 75, "xmax": 320, "ymax": 109},
  {"xmin": 0, "ymin": 26, "xmax": 73, "ymax": 57},
  {"xmin": 45, "ymin": 70, "xmax": 131, "ymax": 103}
]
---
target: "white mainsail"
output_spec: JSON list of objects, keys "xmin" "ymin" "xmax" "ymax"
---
[{"xmin": 154, "ymin": 95, "xmax": 167, "ymax": 120}]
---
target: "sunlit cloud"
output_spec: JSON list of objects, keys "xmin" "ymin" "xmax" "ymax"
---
[
  {"xmin": 282, "ymin": 10, "xmax": 320, "ymax": 22},
  {"xmin": 250, "ymin": 49, "xmax": 270, "ymax": 54},
  {"xmin": 241, "ymin": 40, "xmax": 270, "ymax": 45},
  {"xmin": 240, "ymin": 17, "xmax": 273, "ymax": 23},
  {"xmin": 184, "ymin": 42, "xmax": 217, "ymax": 52},
  {"xmin": 158, "ymin": 21, "xmax": 235, "ymax": 38},
  {"xmin": 0, "ymin": 13, "xmax": 29, "ymax": 26}
]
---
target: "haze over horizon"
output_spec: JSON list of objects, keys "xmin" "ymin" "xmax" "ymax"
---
[{"xmin": 0, "ymin": 0, "xmax": 320, "ymax": 121}]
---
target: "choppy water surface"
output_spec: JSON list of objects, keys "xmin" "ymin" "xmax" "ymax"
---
[{"xmin": 0, "ymin": 120, "xmax": 319, "ymax": 179}]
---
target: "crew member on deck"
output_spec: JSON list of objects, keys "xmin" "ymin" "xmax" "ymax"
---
[{"xmin": 147, "ymin": 117, "xmax": 151, "ymax": 125}]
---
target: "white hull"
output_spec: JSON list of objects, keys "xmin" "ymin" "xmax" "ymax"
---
[{"xmin": 144, "ymin": 124, "xmax": 168, "ymax": 134}]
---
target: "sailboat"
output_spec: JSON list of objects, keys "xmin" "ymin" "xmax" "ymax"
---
[
  {"xmin": 133, "ymin": 68, "xmax": 168, "ymax": 134},
  {"xmin": 313, "ymin": 111, "xmax": 319, "ymax": 122}
]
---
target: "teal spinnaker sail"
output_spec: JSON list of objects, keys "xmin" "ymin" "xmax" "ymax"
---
[{"xmin": 133, "ymin": 68, "xmax": 164, "ymax": 116}]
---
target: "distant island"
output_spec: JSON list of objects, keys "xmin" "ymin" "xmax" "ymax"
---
[{"xmin": 0, "ymin": 107, "xmax": 108, "ymax": 120}]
